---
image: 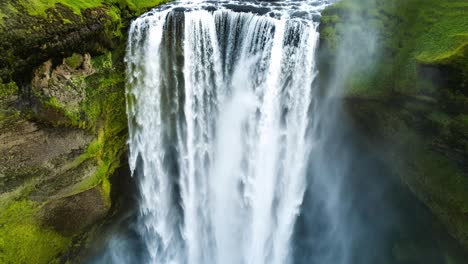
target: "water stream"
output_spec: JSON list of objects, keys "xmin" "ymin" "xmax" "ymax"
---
[{"xmin": 126, "ymin": 1, "xmax": 328, "ymax": 263}]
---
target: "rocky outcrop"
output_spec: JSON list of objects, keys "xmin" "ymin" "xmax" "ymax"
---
[
  {"xmin": 31, "ymin": 53, "xmax": 95, "ymax": 126},
  {"xmin": 0, "ymin": 117, "xmax": 93, "ymax": 195},
  {"xmin": 0, "ymin": 3, "xmax": 115, "ymax": 84},
  {"xmin": 0, "ymin": 49, "xmax": 129, "ymax": 263},
  {"xmin": 40, "ymin": 186, "xmax": 109, "ymax": 235},
  {"xmin": 32, "ymin": 53, "xmax": 95, "ymax": 104},
  {"xmin": 0, "ymin": 1, "xmax": 167, "ymax": 263}
]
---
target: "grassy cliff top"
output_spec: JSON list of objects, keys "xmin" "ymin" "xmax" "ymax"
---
[
  {"xmin": 0, "ymin": 0, "xmax": 169, "ymax": 26},
  {"xmin": 320, "ymin": 0, "xmax": 468, "ymax": 96}
]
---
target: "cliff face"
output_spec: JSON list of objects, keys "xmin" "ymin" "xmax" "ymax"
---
[
  {"xmin": 0, "ymin": 1, "xmax": 166, "ymax": 263},
  {"xmin": 319, "ymin": 0, "xmax": 468, "ymax": 252}
]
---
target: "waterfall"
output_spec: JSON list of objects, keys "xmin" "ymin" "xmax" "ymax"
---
[{"xmin": 126, "ymin": 1, "xmax": 329, "ymax": 263}]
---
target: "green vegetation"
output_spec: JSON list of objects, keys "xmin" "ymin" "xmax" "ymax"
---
[
  {"xmin": 0, "ymin": 81, "xmax": 19, "ymax": 126},
  {"xmin": 322, "ymin": 0, "xmax": 468, "ymax": 251},
  {"xmin": 0, "ymin": 43, "xmax": 128, "ymax": 264},
  {"xmin": 37, "ymin": 50, "xmax": 128, "ymax": 201},
  {"xmin": 0, "ymin": 0, "xmax": 465, "ymax": 262},
  {"xmin": 119, "ymin": 0, "xmax": 170, "ymax": 14},
  {"xmin": 84, "ymin": 52, "xmax": 128, "ymax": 193},
  {"xmin": 348, "ymin": 97, "xmax": 468, "ymax": 249},
  {"xmin": 320, "ymin": 0, "xmax": 468, "ymax": 96},
  {"xmin": 64, "ymin": 53, "xmax": 83, "ymax": 69},
  {"xmin": 0, "ymin": 0, "xmax": 171, "ymax": 82},
  {"xmin": 18, "ymin": 0, "xmax": 105, "ymax": 17},
  {"xmin": 0, "ymin": 189, "xmax": 70, "ymax": 264},
  {"xmin": 0, "ymin": 81, "xmax": 17, "ymax": 99},
  {"xmin": 0, "ymin": 0, "xmax": 169, "ymax": 24},
  {"xmin": 79, "ymin": 51, "xmax": 128, "ymax": 199},
  {"xmin": 0, "ymin": 0, "xmax": 171, "ymax": 262}
]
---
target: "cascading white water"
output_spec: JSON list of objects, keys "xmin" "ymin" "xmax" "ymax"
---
[{"xmin": 126, "ymin": 1, "xmax": 329, "ymax": 263}]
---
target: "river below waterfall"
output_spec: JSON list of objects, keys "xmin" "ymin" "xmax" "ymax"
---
[{"xmin": 86, "ymin": 1, "xmax": 468, "ymax": 263}]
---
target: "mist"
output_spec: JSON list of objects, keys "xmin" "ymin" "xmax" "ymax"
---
[{"xmin": 293, "ymin": 1, "xmax": 464, "ymax": 264}]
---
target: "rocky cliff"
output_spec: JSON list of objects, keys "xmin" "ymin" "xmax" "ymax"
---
[
  {"xmin": 319, "ymin": 0, "xmax": 468, "ymax": 253},
  {"xmin": 0, "ymin": 1, "xmax": 166, "ymax": 263}
]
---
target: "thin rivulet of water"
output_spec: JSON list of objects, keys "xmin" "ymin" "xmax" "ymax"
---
[{"xmin": 126, "ymin": 1, "xmax": 330, "ymax": 263}]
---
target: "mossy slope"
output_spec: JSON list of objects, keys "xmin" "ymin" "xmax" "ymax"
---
[
  {"xmin": 0, "ymin": 200, "xmax": 70, "ymax": 264},
  {"xmin": 320, "ymin": 0, "xmax": 468, "ymax": 251},
  {"xmin": 320, "ymin": 0, "xmax": 467, "ymax": 96}
]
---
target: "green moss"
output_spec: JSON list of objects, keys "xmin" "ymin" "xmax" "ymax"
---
[
  {"xmin": 73, "ymin": 119, "xmax": 125, "ymax": 198},
  {"xmin": 114, "ymin": 0, "xmax": 174, "ymax": 15},
  {"xmin": 0, "ymin": 200, "xmax": 70, "ymax": 264},
  {"xmin": 101, "ymin": 178, "xmax": 111, "ymax": 205},
  {"xmin": 320, "ymin": 0, "xmax": 468, "ymax": 97},
  {"xmin": 0, "ymin": 81, "xmax": 18, "ymax": 99},
  {"xmin": 401, "ymin": 138, "xmax": 468, "ymax": 248},
  {"xmin": 0, "ymin": 0, "xmax": 173, "ymax": 261},
  {"xmin": 42, "ymin": 96, "xmax": 84, "ymax": 128},
  {"xmin": 347, "ymin": 97, "xmax": 468, "ymax": 250},
  {"xmin": 62, "ymin": 17, "xmax": 72, "ymax": 24},
  {"xmin": 0, "ymin": 58, "xmax": 127, "ymax": 258},
  {"xmin": 44, "ymin": 96, "xmax": 60, "ymax": 108},
  {"xmin": 17, "ymin": 0, "xmax": 105, "ymax": 17},
  {"xmin": 54, "ymin": 51, "xmax": 127, "ymax": 204},
  {"xmin": 105, "ymin": 5, "xmax": 124, "ymax": 38},
  {"xmin": 0, "ymin": 3, "xmax": 19, "ymax": 26},
  {"xmin": 408, "ymin": 143, "xmax": 468, "ymax": 212},
  {"xmin": 2, "ymin": 0, "xmax": 170, "ymax": 22},
  {"xmin": 64, "ymin": 53, "xmax": 83, "ymax": 69}
]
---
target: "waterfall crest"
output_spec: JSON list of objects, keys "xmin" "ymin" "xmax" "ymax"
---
[{"xmin": 126, "ymin": 1, "xmax": 329, "ymax": 263}]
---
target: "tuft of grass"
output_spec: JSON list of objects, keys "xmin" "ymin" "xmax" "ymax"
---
[{"xmin": 64, "ymin": 53, "xmax": 83, "ymax": 69}]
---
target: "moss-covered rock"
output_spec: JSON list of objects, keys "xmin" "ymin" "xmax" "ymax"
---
[
  {"xmin": 0, "ymin": 0, "xmax": 169, "ymax": 84},
  {"xmin": 0, "ymin": 50, "xmax": 129, "ymax": 263},
  {"xmin": 320, "ymin": 0, "xmax": 468, "ymax": 252},
  {"xmin": 0, "ymin": 3, "xmax": 115, "ymax": 84},
  {"xmin": 345, "ymin": 97, "xmax": 468, "ymax": 251},
  {"xmin": 40, "ymin": 185, "xmax": 110, "ymax": 235},
  {"xmin": 30, "ymin": 53, "xmax": 94, "ymax": 127},
  {"xmin": 320, "ymin": 0, "xmax": 468, "ymax": 97},
  {"xmin": 0, "ymin": 0, "xmax": 171, "ymax": 263},
  {"xmin": 0, "ymin": 105, "xmax": 96, "ymax": 263}
]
